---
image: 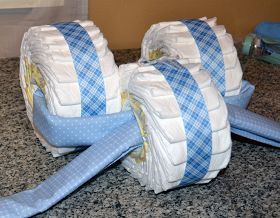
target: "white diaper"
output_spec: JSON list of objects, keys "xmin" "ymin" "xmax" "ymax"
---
[
  {"xmin": 20, "ymin": 20, "xmax": 121, "ymax": 156},
  {"xmin": 120, "ymin": 60, "xmax": 231, "ymax": 193},
  {"xmin": 140, "ymin": 17, "xmax": 243, "ymax": 96}
]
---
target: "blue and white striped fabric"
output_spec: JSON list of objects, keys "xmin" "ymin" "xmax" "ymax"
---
[
  {"xmin": 0, "ymin": 115, "xmax": 143, "ymax": 217},
  {"xmin": 181, "ymin": 19, "xmax": 226, "ymax": 96},
  {"xmin": 152, "ymin": 59, "xmax": 212, "ymax": 185},
  {"xmin": 228, "ymin": 104, "xmax": 280, "ymax": 147},
  {"xmin": 53, "ymin": 22, "xmax": 106, "ymax": 116}
]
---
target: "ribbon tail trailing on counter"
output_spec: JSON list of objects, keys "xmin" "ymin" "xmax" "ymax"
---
[
  {"xmin": 0, "ymin": 19, "xmax": 232, "ymax": 216},
  {"xmin": 1, "ymin": 20, "xmax": 141, "ymax": 217},
  {"xmin": 0, "ymin": 112, "xmax": 143, "ymax": 217},
  {"xmin": 1, "ymin": 17, "xmax": 280, "ymax": 217},
  {"xmin": 1, "ymin": 57, "xmax": 232, "ymax": 216}
]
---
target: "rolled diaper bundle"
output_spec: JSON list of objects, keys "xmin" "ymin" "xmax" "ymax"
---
[
  {"xmin": 20, "ymin": 20, "xmax": 121, "ymax": 156},
  {"xmin": 1, "ymin": 16, "xmax": 279, "ymax": 217},
  {"xmin": 141, "ymin": 17, "xmax": 243, "ymax": 96},
  {"xmin": 120, "ymin": 59, "xmax": 231, "ymax": 193},
  {"xmin": 0, "ymin": 57, "xmax": 232, "ymax": 216},
  {"xmin": 141, "ymin": 17, "xmax": 280, "ymax": 147}
]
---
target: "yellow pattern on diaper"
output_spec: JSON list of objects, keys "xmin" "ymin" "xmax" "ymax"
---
[
  {"xmin": 24, "ymin": 58, "xmax": 46, "ymax": 109},
  {"xmin": 121, "ymin": 91, "xmax": 130, "ymax": 110},
  {"xmin": 149, "ymin": 49, "xmax": 164, "ymax": 61},
  {"xmin": 121, "ymin": 91, "xmax": 149, "ymax": 163}
]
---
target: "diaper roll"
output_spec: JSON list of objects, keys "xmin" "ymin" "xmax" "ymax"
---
[
  {"xmin": 120, "ymin": 59, "xmax": 232, "ymax": 193},
  {"xmin": 141, "ymin": 17, "xmax": 243, "ymax": 97},
  {"xmin": 19, "ymin": 20, "xmax": 121, "ymax": 156},
  {"xmin": 0, "ymin": 59, "xmax": 232, "ymax": 217}
]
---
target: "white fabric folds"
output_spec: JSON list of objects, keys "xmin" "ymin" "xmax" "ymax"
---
[
  {"xmin": 19, "ymin": 20, "xmax": 121, "ymax": 156},
  {"xmin": 20, "ymin": 20, "xmax": 121, "ymax": 119},
  {"xmin": 141, "ymin": 17, "xmax": 243, "ymax": 96},
  {"xmin": 120, "ymin": 59, "xmax": 232, "ymax": 193}
]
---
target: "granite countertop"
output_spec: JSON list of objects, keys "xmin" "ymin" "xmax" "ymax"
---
[{"xmin": 0, "ymin": 49, "xmax": 279, "ymax": 217}]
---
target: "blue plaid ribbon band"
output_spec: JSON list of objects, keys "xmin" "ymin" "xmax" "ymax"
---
[
  {"xmin": 181, "ymin": 19, "xmax": 226, "ymax": 96},
  {"xmin": 152, "ymin": 59, "xmax": 212, "ymax": 185},
  {"xmin": 53, "ymin": 22, "xmax": 106, "ymax": 116}
]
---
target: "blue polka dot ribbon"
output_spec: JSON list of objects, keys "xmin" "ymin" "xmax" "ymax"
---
[
  {"xmin": 32, "ymin": 91, "xmax": 135, "ymax": 147},
  {"xmin": 181, "ymin": 19, "xmax": 226, "ymax": 96},
  {"xmin": 152, "ymin": 59, "xmax": 212, "ymax": 185},
  {"xmin": 0, "ymin": 114, "xmax": 143, "ymax": 217},
  {"xmin": 53, "ymin": 22, "xmax": 106, "ymax": 116}
]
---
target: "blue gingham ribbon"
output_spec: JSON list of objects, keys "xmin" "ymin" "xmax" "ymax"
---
[
  {"xmin": 181, "ymin": 19, "xmax": 226, "ymax": 96},
  {"xmin": 152, "ymin": 59, "xmax": 212, "ymax": 185},
  {"xmin": 53, "ymin": 22, "xmax": 106, "ymax": 116}
]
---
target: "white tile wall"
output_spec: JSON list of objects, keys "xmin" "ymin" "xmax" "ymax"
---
[
  {"xmin": 0, "ymin": 0, "xmax": 88, "ymax": 58},
  {"xmin": 0, "ymin": 0, "xmax": 64, "ymax": 9}
]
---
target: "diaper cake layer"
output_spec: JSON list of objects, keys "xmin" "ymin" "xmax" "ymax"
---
[
  {"xmin": 120, "ymin": 59, "xmax": 232, "ymax": 193},
  {"xmin": 20, "ymin": 20, "xmax": 121, "ymax": 156},
  {"xmin": 141, "ymin": 17, "xmax": 243, "ymax": 96}
]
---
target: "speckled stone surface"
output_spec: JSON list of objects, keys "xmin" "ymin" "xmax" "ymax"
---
[{"xmin": 0, "ymin": 49, "xmax": 279, "ymax": 217}]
